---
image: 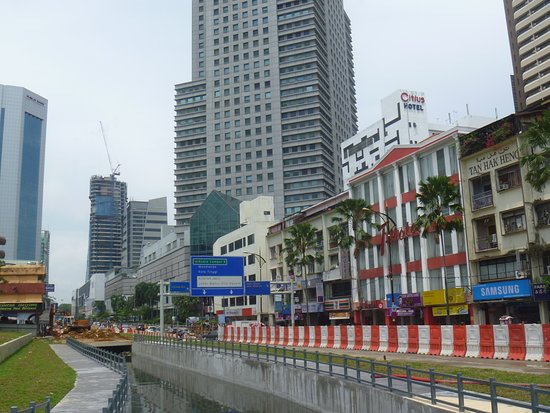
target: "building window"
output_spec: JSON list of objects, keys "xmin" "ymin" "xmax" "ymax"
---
[
  {"xmin": 496, "ymin": 164, "xmax": 521, "ymax": 191},
  {"xmin": 470, "ymin": 174, "xmax": 493, "ymax": 211},
  {"xmin": 502, "ymin": 209, "xmax": 526, "ymax": 234}
]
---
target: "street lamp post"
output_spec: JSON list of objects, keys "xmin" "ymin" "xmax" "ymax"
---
[
  {"xmin": 363, "ymin": 208, "xmax": 397, "ymax": 321},
  {"xmin": 243, "ymin": 251, "xmax": 266, "ymax": 323}
]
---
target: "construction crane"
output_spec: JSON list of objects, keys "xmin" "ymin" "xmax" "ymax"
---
[{"xmin": 99, "ymin": 121, "xmax": 121, "ymax": 177}]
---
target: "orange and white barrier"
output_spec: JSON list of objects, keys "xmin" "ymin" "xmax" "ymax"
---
[
  {"xmin": 417, "ymin": 326, "xmax": 430, "ymax": 355},
  {"xmin": 465, "ymin": 325, "xmax": 480, "ymax": 358},
  {"xmin": 219, "ymin": 324, "xmax": 549, "ymax": 362},
  {"xmin": 378, "ymin": 326, "xmax": 389, "ymax": 352},
  {"xmin": 525, "ymin": 324, "xmax": 543, "ymax": 361},
  {"xmin": 440, "ymin": 326, "xmax": 453, "ymax": 356},
  {"xmin": 453, "ymin": 325, "xmax": 467, "ymax": 357},
  {"xmin": 493, "ymin": 325, "xmax": 509, "ymax": 359},
  {"xmin": 397, "ymin": 326, "xmax": 408, "ymax": 353}
]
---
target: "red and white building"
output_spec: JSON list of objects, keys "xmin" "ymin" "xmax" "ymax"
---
[{"xmin": 346, "ymin": 124, "xmax": 484, "ymax": 326}]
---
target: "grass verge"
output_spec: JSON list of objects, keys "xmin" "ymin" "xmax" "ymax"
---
[
  {"xmin": 0, "ymin": 332, "xmax": 26, "ymax": 345},
  {"xmin": 0, "ymin": 338, "xmax": 76, "ymax": 411}
]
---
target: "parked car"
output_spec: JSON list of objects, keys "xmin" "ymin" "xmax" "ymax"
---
[{"xmin": 136, "ymin": 324, "xmax": 145, "ymax": 331}]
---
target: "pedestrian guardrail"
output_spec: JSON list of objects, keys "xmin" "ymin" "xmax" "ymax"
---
[
  {"xmin": 134, "ymin": 334, "xmax": 550, "ymax": 413},
  {"xmin": 10, "ymin": 397, "xmax": 50, "ymax": 413},
  {"xmin": 66, "ymin": 337, "xmax": 128, "ymax": 413}
]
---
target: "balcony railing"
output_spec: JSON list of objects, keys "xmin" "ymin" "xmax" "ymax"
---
[
  {"xmin": 476, "ymin": 234, "xmax": 498, "ymax": 251},
  {"xmin": 472, "ymin": 190, "xmax": 493, "ymax": 211}
]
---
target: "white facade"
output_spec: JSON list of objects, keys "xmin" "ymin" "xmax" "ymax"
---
[
  {"xmin": 0, "ymin": 85, "xmax": 48, "ymax": 260},
  {"xmin": 341, "ymin": 89, "xmax": 495, "ymax": 186},
  {"xmin": 342, "ymin": 90, "xmax": 434, "ymax": 184},
  {"xmin": 213, "ymin": 196, "xmax": 275, "ymax": 323}
]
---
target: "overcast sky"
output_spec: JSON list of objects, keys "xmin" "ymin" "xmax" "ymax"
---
[{"xmin": 0, "ymin": 1, "xmax": 514, "ymax": 303}]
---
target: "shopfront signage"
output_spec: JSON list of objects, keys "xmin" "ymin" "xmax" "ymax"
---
[
  {"xmin": 533, "ymin": 283, "xmax": 550, "ymax": 302},
  {"xmin": 388, "ymin": 293, "xmax": 422, "ymax": 308},
  {"xmin": 432, "ymin": 304, "xmax": 469, "ymax": 317},
  {"xmin": 329, "ymin": 312, "xmax": 351, "ymax": 320},
  {"xmin": 422, "ymin": 288, "xmax": 465, "ymax": 306},
  {"xmin": 0, "ymin": 303, "xmax": 42, "ymax": 312},
  {"xmin": 400, "ymin": 92, "xmax": 425, "ymax": 111},
  {"xmin": 385, "ymin": 293, "xmax": 421, "ymax": 317},
  {"xmin": 472, "ymin": 279, "xmax": 532, "ymax": 301},
  {"xmin": 325, "ymin": 298, "xmax": 350, "ymax": 311},
  {"xmin": 361, "ymin": 300, "xmax": 384, "ymax": 310},
  {"xmin": 467, "ymin": 145, "xmax": 518, "ymax": 177}
]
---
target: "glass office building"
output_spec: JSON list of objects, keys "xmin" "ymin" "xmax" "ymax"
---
[{"xmin": 0, "ymin": 85, "xmax": 48, "ymax": 261}]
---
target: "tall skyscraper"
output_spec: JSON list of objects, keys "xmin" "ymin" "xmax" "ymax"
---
[
  {"xmin": 504, "ymin": 0, "xmax": 550, "ymax": 112},
  {"xmin": 0, "ymin": 85, "xmax": 47, "ymax": 261},
  {"xmin": 174, "ymin": 0, "xmax": 357, "ymax": 226},
  {"xmin": 121, "ymin": 197, "xmax": 168, "ymax": 268},
  {"xmin": 86, "ymin": 175, "xmax": 127, "ymax": 280}
]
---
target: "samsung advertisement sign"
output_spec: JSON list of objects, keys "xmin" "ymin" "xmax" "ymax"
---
[{"xmin": 472, "ymin": 279, "xmax": 532, "ymax": 301}]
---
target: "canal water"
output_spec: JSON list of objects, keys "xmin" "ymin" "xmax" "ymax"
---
[{"xmin": 129, "ymin": 365, "xmax": 318, "ymax": 413}]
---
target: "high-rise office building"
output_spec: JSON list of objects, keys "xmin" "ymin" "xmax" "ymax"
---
[
  {"xmin": 86, "ymin": 175, "xmax": 127, "ymax": 280},
  {"xmin": 174, "ymin": 0, "xmax": 357, "ymax": 226},
  {"xmin": 503, "ymin": 0, "xmax": 550, "ymax": 112},
  {"xmin": 0, "ymin": 85, "xmax": 48, "ymax": 261},
  {"xmin": 121, "ymin": 197, "xmax": 168, "ymax": 268}
]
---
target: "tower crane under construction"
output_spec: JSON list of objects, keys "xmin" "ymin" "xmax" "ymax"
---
[{"xmin": 99, "ymin": 121, "xmax": 121, "ymax": 177}]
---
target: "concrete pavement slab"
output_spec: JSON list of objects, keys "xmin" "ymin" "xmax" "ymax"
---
[{"xmin": 50, "ymin": 344, "xmax": 122, "ymax": 413}]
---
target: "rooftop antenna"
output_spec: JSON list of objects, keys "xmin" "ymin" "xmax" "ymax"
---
[
  {"xmin": 495, "ymin": 107, "xmax": 498, "ymax": 120},
  {"xmin": 466, "ymin": 104, "xmax": 470, "ymax": 116},
  {"xmin": 99, "ymin": 121, "xmax": 121, "ymax": 177}
]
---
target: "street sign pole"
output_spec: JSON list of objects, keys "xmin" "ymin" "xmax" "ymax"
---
[
  {"xmin": 290, "ymin": 277, "xmax": 295, "ymax": 327},
  {"xmin": 160, "ymin": 281, "xmax": 165, "ymax": 339}
]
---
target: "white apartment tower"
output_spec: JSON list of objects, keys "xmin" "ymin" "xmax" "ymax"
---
[{"xmin": 174, "ymin": 0, "xmax": 357, "ymax": 226}]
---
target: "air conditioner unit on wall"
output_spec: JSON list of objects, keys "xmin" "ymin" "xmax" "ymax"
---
[
  {"xmin": 498, "ymin": 183, "xmax": 509, "ymax": 191},
  {"xmin": 515, "ymin": 271, "xmax": 526, "ymax": 279}
]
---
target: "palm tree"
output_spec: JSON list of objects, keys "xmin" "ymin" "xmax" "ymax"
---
[
  {"xmin": 283, "ymin": 222, "xmax": 323, "ymax": 326},
  {"xmin": 415, "ymin": 175, "xmax": 463, "ymax": 325},
  {"xmin": 520, "ymin": 109, "xmax": 550, "ymax": 192},
  {"xmin": 330, "ymin": 199, "xmax": 372, "ymax": 323}
]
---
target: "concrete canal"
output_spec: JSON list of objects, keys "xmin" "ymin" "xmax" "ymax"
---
[{"xmin": 129, "ymin": 364, "xmax": 316, "ymax": 413}]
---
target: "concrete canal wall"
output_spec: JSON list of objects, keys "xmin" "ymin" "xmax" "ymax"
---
[
  {"xmin": 0, "ymin": 333, "xmax": 33, "ymax": 363},
  {"xmin": 133, "ymin": 342, "xmax": 450, "ymax": 413}
]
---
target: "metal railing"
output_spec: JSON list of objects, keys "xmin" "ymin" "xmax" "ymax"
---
[
  {"xmin": 10, "ymin": 398, "xmax": 50, "ymax": 413},
  {"xmin": 66, "ymin": 338, "xmax": 128, "ymax": 413},
  {"xmin": 134, "ymin": 334, "xmax": 550, "ymax": 413}
]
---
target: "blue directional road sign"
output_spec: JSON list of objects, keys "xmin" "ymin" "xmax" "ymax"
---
[
  {"xmin": 169, "ymin": 281, "xmax": 190, "ymax": 293},
  {"xmin": 245, "ymin": 281, "xmax": 271, "ymax": 296},
  {"xmin": 190, "ymin": 256, "xmax": 244, "ymax": 297},
  {"xmin": 44, "ymin": 284, "xmax": 55, "ymax": 293}
]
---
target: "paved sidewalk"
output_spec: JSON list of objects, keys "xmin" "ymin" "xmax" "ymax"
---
[{"xmin": 50, "ymin": 344, "xmax": 122, "ymax": 413}]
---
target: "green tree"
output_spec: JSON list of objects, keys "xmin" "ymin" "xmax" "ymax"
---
[
  {"xmin": 415, "ymin": 175, "xmax": 463, "ymax": 325},
  {"xmin": 134, "ymin": 282, "xmax": 159, "ymax": 307},
  {"xmin": 520, "ymin": 109, "xmax": 550, "ymax": 192},
  {"xmin": 330, "ymin": 199, "xmax": 372, "ymax": 322},
  {"xmin": 58, "ymin": 303, "xmax": 72, "ymax": 314},
  {"xmin": 173, "ymin": 296, "xmax": 202, "ymax": 322},
  {"xmin": 134, "ymin": 282, "xmax": 159, "ymax": 321},
  {"xmin": 283, "ymin": 222, "xmax": 323, "ymax": 326},
  {"xmin": 110, "ymin": 295, "xmax": 135, "ymax": 319},
  {"xmin": 93, "ymin": 300, "xmax": 109, "ymax": 319}
]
